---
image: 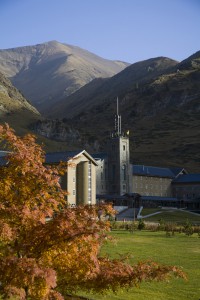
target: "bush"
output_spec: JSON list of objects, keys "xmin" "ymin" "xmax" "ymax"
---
[
  {"xmin": 184, "ymin": 219, "xmax": 194, "ymax": 236},
  {"xmin": 165, "ymin": 223, "xmax": 176, "ymax": 237},
  {"xmin": 144, "ymin": 222, "xmax": 160, "ymax": 231},
  {"xmin": 138, "ymin": 219, "xmax": 145, "ymax": 231},
  {"xmin": 129, "ymin": 221, "xmax": 138, "ymax": 233},
  {"xmin": 158, "ymin": 218, "xmax": 165, "ymax": 231}
]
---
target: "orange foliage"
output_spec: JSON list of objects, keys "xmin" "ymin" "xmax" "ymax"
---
[{"xmin": 0, "ymin": 124, "xmax": 186, "ymax": 299}]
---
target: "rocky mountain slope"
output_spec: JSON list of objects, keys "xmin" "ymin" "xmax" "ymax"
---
[
  {"xmin": 0, "ymin": 41, "xmax": 129, "ymax": 113},
  {"xmin": 50, "ymin": 56, "xmax": 178, "ymax": 118},
  {"xmin": 0, "ymin": 44, "xmax": 199, "ymax": 172},
  {"xmin": 0, "ymin": 72, "xmax": 85, "ymax": 151},
  {"xmin": 0, "ymin": 72, "xmax": 40, "ymax": 134},
  {"xmin": 53, "ymin": 52, "xmax": 200, "ymax": 172}
]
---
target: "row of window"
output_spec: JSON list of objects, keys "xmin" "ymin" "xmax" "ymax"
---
[
  {"xmin": 88, "ymin": 162, "xmax": 92, "ymax": 204},
  {"xmin": 134, "ymin": 183, "xmax": 169, "ymax": 190},
  {"xmin": 134, "ymin": 176, "xmax": 170, "ymax": 182},
  {"xmin": 142, "ymin": 192, "xmax": 168, "ymax": 196}
]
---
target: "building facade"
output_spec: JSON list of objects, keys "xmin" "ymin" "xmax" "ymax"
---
[
  {"xmin": 132, "ymin": 165, "xmax": 186, "ymax": 197},
  {"xmin": 93, "ymin": 153, "xmax": 109, "ymax": 195},
  {"xmin": 172, "ymin": 174, "xmax": 200, "ymax": 209},
  {"xmin": 45, "ymin": 150, "xmax": 98, "ymax": 206},
  {"xmin": 93, "ymin": 99, "xmax": 130, "ymax": 196},
  {"xmin": 106, "ymin": 134, "xmax": 130, "ymax": 195}
]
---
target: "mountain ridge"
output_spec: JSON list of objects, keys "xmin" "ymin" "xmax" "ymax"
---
[
  {"xmin": 49, "ymin": 56, "xmax": 178, "ymax": 118},
  {"xmin": 0, "ymin": 43, "xmax": 199, "ymax": 171},
  {"xmin": 0, "ymin": 41, "xmax": 129, "ymax": 112},
  {"xmin": 53, "ymin": 51, "xmax": 200, "ymax": 172}
]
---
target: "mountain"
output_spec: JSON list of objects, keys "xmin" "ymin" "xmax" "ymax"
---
[
  {"xmin": 0, "ymin": 71, "xmax": 88, "ymax": 152},
  {"xmin": 0, "ymin": 41, "xmax": 129, "ymax": 113},
  {"xmin": 50, "ymin": 56, "xmax": 178, "ymax": 118},
  {"xmin": 50, "ymin": 52, "xmax": 200, "ymax": 172},
  {"xmin": 0, "ymin": 72, "xmax": 40, "ymax": 134},
  {"xmin": 0, "ymin": 43, "xmax": 199, "ymax": 172}
]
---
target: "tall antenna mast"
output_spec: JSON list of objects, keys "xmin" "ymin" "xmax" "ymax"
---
[{"xmin": 114, "ymin": 97, "xmax": 121, "ymax": 136}]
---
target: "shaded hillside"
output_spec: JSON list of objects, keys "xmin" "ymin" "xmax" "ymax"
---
[
  {"xmin": 0, "ymin": 72, "xmax": 88, "ymax": 152},
  {"xmin": 50, "ymin": 56, "xmax": 178, "ymax": 118},
  {"xmin": 57, "ymin": 52, "xmax": 200, "ymax": 172},
  {"xmin": 0, "ymin": 72, "xmax": 40, "ymax": 135},
  {"xmin": 0, "ymin": 41, "xmax": 129, "ymax": 112}
]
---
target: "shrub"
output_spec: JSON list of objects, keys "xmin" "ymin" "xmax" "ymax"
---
[
  {"xmin": 184, "ymin": 219, "xmax": 194, "ymax": 236},
  {"xmin": 144, "ymin": 222, "xmax": 160, "ymax": 231},
  {"xmin": 138, "ymin": 219, "xmax": 145, "ymax": 231},
  {"xmin": 158, "ymin": 218, "xmax": 165, "ymax": 231}
]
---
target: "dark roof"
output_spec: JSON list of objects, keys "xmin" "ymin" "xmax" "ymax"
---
[
  {"xmin": 172, "ymin": 174, "xmax": 200, "ymax": 183},
  {"xmin": 45, "ymin": 150, "xmax": 98, "ymax": 166},
  {"xmin": 96, "ymin": 194, "xmax": 178, "ymax": 202},
  {"xmin": 96, "ymin": 194, "xmax": 125, "ymax": 200},
  {"xmin": 170, "ymin": 167, "xmax": 186, "ymax": 177},
  {"xmin": 141, "ymin": 196, "xmax": 178, "ymax": 201},
  {"xmin": 132, "ymin": 165, "xmax": 175, "ymax": 178},
  {"xmin": 45, "ymin": 151, "xmax": 81, "ymax": 164},
  {"xmin": 0, "ymin": 151, "xmax": 80, "ymax": 166},
  {"xmin": 92, "ymin": 152, "xmax": 108, "ymax": 160}
]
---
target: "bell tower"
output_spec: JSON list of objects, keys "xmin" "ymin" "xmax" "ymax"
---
[{"xmin": 107, "ymin": 98, "xmax": 130, "ymax": 195}]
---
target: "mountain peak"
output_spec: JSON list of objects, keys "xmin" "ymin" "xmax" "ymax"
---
[{"xmin": 0, "ymin": 42, "xmax": 129, "ymax": 112}]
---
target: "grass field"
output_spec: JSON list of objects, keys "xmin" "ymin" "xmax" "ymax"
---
[
  {"xmin": 79, "ymin": 230, "xmax": 200, "ymax": 300},
  {"xmin": 141, "ymin": 208, "xmax": 200, "ymax": 225}
]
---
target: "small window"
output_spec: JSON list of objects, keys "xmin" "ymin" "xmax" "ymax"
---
[
  {"xmin": 73, "ymin": 190, "xmax": 76, "ymax": 195},
  {"xmin": 123, "ymin": 145, "xmax": 125, "ymax": 151},
  {"xmin": 122, "ymin": 164, "xmax": 126, "ymax": 180}
]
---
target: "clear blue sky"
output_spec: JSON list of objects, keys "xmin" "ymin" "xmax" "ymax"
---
[{"xmin": 0, "ymin": 0, "xmax": 200, "ymax": 63}]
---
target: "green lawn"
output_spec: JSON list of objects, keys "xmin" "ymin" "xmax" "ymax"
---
[
  {"xmin": 140, "ymin": 208, "xmax": 162, "ymax": 216},
  {"xmin": 141, "ymin": 209, "xmax": 200, "ymax": 225},
  {"xmin": 79, "ymin": 230, "xmax": 200, "ymax": 300}
]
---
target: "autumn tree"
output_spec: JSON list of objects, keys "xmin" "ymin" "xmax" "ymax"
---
[{"xmin": 0, "ymin": 124, "xmax": 186, "ymax": 299}]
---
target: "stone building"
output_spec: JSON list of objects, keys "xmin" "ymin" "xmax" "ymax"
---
[
  {"xmin": 132, "ymin": 165, "xmax": 185, "ymax": 197},
  {"xmin": 45, "ymin": 150, "xmax": 98, "ymax": 206},
  {"xmin": 93, "ymin": 100, "xmax": 200, "ymax": 209},
  {"xmin": 172, "ymin": 174, "xmax": 200, "ymax": 209},
  {"xmin": 93, "ymin": 98, "xmax": 130, "ymax": 196},
  {"xmin": 0, "ymin": 149, "xmax": 97, "ymax": 206}
]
